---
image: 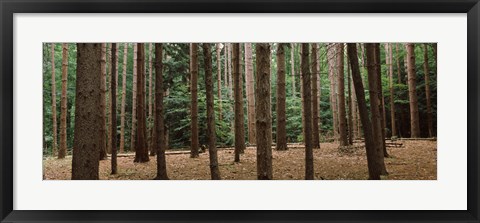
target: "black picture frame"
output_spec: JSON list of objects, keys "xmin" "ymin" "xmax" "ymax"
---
[{"xmin": 1, "ymin": 0, "xmax": 479, "ymax": 222}]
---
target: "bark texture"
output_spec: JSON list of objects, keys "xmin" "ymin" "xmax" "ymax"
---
[
  {"xmin": 51, "ymin": 43, "xmax": 57, "ymax": 157},
  {"xmin": 276, "ymin": 43, "xmax": 287, "ymax": 151},
  {"xmin": 110, "ymin": 43, "xmax": 118, "ymax": 174},
  {"xmin": 311, "ymin": 43, "xmax": 320, "ymax": 148},
  {"xmin": 120, "ymin": 43, "xmax": 128, "ymax": 153},
  {"xmin": 336, "ymin": 43, "xmax": 348, "ymax": 147},
  {"xmin": 72, "ymin": 43, "xmax": 102, "ymax": 180},
  {"xmin": 130, "ymin": 44, "xmax": 138, "ymax": 152},
  {"xmin": 245, "ymin": 43, "xmax": 256, "ymax": 144},
  {"xmin": 59, "ymin": 43, "xmax": 69, "ymax": 159},
  {"xmin": 302, "ymin": 44, "xmax": 314, "ymax": 180},
  {"xmin": 233, "ymin": 43, "xmax": 246, "ymax": 162},
  {"xmin": 255, "ymin": 43, "xmax": 273, "ymax": 180},
  {"xmin": 406, "ymin": 43, "xmax": 421, "ymax": 138},
  {"xmin": 134, "ymin": 43, "xmax": 149, "ymax": 163},
  {"xmin": 154, "ymin": 43, "xmax": 169, "ymax": 180},
  {"xmin": 203, "ymin": 43, "xmax": 221, "ymax": 179},
  {"xmin": 347, "ymin": 43, "xmax": 382, "ymax": 180}
]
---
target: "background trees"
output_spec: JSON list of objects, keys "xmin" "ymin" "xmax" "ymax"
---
[{"xmin": 44, "ymin": 42, "xmax": 437, "ymax": 180}]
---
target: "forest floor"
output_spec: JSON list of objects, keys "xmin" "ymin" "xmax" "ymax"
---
[{"xmin": 43, "ymin": 140, "xmax": 437, "ymax": 180}]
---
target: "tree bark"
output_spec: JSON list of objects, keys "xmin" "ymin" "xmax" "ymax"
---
[
  {"xmin": 336, "ymin": 43, "xmax": 348, "ymax": 147},
  {"xmin": 51, "ymin": 43, "xmax": 57, "ymax": 157},
  {"xmin": 301, "ymin": 44, "xmax": 314, "ymax": 180},
  {"xmin": 148, "ymin": 43, "xmax": 153, "ymax": 119},
  {"xmin": 374, "ymin": 44, "xmax": 388, "ymax": 158},
  {"xmin": 245, "ymin": 43, "xmax": 256, "ymax": 145},
  {"xmin": 153, "ymin": 43, "xmax": 169, "ymax": 180},
  {"xmin": 203, "ymin": 43, "xmax": 221, "ymax": 179},
  {"xmin": 406, "ymin": 43, "xmax": 421, "ymax": 138},
  {"xmin": 99, "ymin": 44, "xmax": 108, "ymax": 160},
  {"xmin": 255, "ymin": 43, "xmax": 273, "ymax": 180},
  {"xmin": 327, "ymin": 44, "xmax": 338, "ymax": 141},
  {"xmin": 347, "ymin": 54, "xmax": 354, "ymax": 145},
  {"xmin": 276, "ymin": 43, "xmax": 287, "ymax": 151},
  {"xmin": 423, "ymin": 43, "xmax": 433, "ymax": 137},
  {"xmin": 58, "ymin": 43, "xmax": 69, "ymax": 159},
  {"xmin": 130, "ymin": 44, "xmax": 138, "ymax": 152},
  {"xmin": 387, "ymin": 43, "xmax": 397, "ymax": 137},
  {"xmin": 190, "ymin": 43, "xmax": 199, "ymax": 158},
  {"xmin": 134, "ymin": 43, "xmax": 149, "ymax": 163},
  {"xmin": 233, "ymin": 43, "xmax": 246, "ymax": 162},
  {"xmin": 365, "ymin": 43, "xmax": 388, "ymax": 175},
  {"xmin": 347, "ymin": 43, "xmax": 382, "ymax": 180},
  {"xmin": 311, "ymin": 43, "xmax": 320, "ymax": 148},
  {"xmin": 110, "ymin": 43, "xmax": 118, "ymax": 174},
  {"xmin": 72, "ymin": 43, "xmax": 102, "ymax": 180},
  {"xmin": 120, "ymin": 43, "xmax": 128, "ymax": 153},
  {"xmin": 291, "ymin": 43, "xmax": 296, "ymax": 98},
  {"xmin": 216, "ymin": 43, "xmax": 223, "ymax": 121}
]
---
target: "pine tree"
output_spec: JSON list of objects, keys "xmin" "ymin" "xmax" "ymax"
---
[{"xmin": 276, "ymin": 43, "xmax": 287, "ymax": 151}]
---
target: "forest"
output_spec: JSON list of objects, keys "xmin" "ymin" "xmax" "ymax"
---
[{"xmin": 43, "ymin": 43, "xmax": 437, "ymax": 180}]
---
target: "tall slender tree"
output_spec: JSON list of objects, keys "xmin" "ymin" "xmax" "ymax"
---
[
  {"xmin": 72, "ymin": 43, "xmax": 102, "ymax": 180},
  {"xmin": 327, "ymin": 44, "xmax": 338, "ymax": 140},
  {"xmin": 58, "ymin": 43, "xmax": 69, "ymax": 159},
  {"xmin": 291, "ymin": 43, "xmax": 296, "ymax": 98},
  {"xmin": 148, "ymin": 43, "xmax": 153, "ymax": 119},
  {"xmin": 154, "ymin": 43, "xmax": 169, "ymax": 180},
  {"xmin": 386, "ymin": 43, "xmax": 396, "ymax": 137},
  {"xmin": 130, "ymin": 44, "xmax": 138, "ymax": 152},
  {"xmin": 120, "ymin": 43, "xmax": 128, "ymax": 153},
  {"xmin": 255, "ymin": 43, "xmax": 273, "ymax": 180},
  {"xmin": 245, "ymin": 43, "xmax": 256, "ymax": 145},
  {"xmin": 423, "ymin": 43, "xmax": 433, "ymax": 137},
  {"xmin": 311, "ymin": 43, "xmax": 320, "ymax": 148},
  {"xmin": 301, "ymin": 43, "xmax": 314, "ymax": 180},
  {"xmin": 406, "ymin": 43, "xmax": 421, "ymax": 138},
  {"xmin": 347, "ymin": 43, "xmax": 382, "ymax": 180},
  {"xmin": 134, "ymin": 43, "xmax": 149, "ymax": 163},
  {"xmin": 50, "ymin": 43, "xmax": 57, "ymax": 157},
  {"xmin": 374, "ymin": 44, "xmax": 388, "ymax": 158},
  {"xmin": 365, "ymin": 43, "xmax": 388, "ymax": 175},
  {"xmin": 216, "ymin": 43, "xmax": 223, "ymax": 120},
  {"xmin": 276, "ymin": 43, "xmax": 287, "ymax": 151},
  {"xmin": 203, "ymin": 43, "xmax": 221, "ymax": 179},
  {"xmin": 233, "ymin": 43, "xmax": 246, "ymax": 162},
  {"xmin": 337, "ymin": 43, "xmax": 348, "ymax": 147},
  {"xmin": 111, "ymin": 43, "xmax": 118, "ymax": 174},
  {"xmin": 190, "ymin": 43, "xmax": 199, "ymax": 158},
  {"xmin": 99, "ymin": 44, "xmax": 108, "ymax": 160},
  {"xmin": 347, "ymin": 55, "xmax": 354, "ymax": 145}
]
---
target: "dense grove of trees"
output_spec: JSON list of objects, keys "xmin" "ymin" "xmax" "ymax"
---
[{"xmin": 43, "ymin": 43, "xmax": 437, "ymax": 180}]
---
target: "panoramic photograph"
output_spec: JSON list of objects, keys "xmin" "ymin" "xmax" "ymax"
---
[{"xmin": 42, "ymin": 43, "xmax": 437, "ymax": 180}]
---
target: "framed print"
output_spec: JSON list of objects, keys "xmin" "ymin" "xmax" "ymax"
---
[{"xmin": 1, "ymin": 0, "xmax": 479, "ymax": 222}]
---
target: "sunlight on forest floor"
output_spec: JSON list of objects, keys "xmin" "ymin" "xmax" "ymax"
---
[{"xmin": 43, "ymin": 140, "xmax": 436, "ymax": 180}]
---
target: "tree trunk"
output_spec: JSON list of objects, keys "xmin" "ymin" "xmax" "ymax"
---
[
  {"xmin": 276, "ymin": 43, "xmax": 287, "ymax": 151},
  {"xmin": 396, "ymin": 43, "xmax": 407, "ymax": 138},
  {"xmin": 365, "ymin": 43, "xmax": 388, "ymax": 175},
  {"xmin": 224, "ymin": 44, "xmax": 228, "ymax": 100},
  {"xmin": 130, "ymin": 44, "xmax": 138, "ymax": 152},
  {"xmin": 291, "ymin": 43, "xmax": 296, "ymax": 98},
  {"xmin": 347, "ymin": 54, "xmax": 354, "ymax": 145},
  {"xmin": 255, "ymin": 43, "xmax": 273, "ymax": 180},
  {"xmin": 202, "ymin": 43, "xmax": 221, "ymax": 180},
  {"xmin": 406, "ymin": 43, "xmax": 421, "ymax": 138},
  {"xmin": 120, "ymin": 43, "xmax": 128, "ymax": 153},
  {"xmin": 387, "ymin": 43, "xmax": 397, "ymax": 137},
  {"xmin": 134, "ymin": 43, "xmax": 149, "ymax": 163},
  {"xmin": 423, "ymin": 43, "xmax": 433, "ymax": 137},
  {"xmin": 153, "ymin": 43, "xmax": 169, "ymax": 180},
  {"xmin": 228, "ymin": 43, "xmax": 233, "ymax": 100},
  {"xmin": 190, "ymin": 43, "xmax": 199, "ymax": 158},
  {"xmin": 232, "ymin": 43, "xmax": 246, "ymax": 162},
  {"xmin": 148, "ymin": 43, "xmax": 153, "ymax": 119},
  {"xmin": 51, "ymin": 43, "xmax": 58, "ymax": 157},
  {"xmin": 374, "ymin": 44, "xmax": 388, "ymax": 158},
  {"xmin": 99, "ymin": 44, "xmax": 108, "ymax": 160},
  {"xmin": 311, "ymin": 43, "xmax": 320, "ymax": 148},
  {"xmin": 301, "ymin": 44, "xmax": 314, "ymax": 180},
  {"xmin": 346, "ymin": 43, "xmax": 382, "ymax": 180},
  {"xmin": 72, "ymin": 43, "xmax": 102, "ymax": 180},
  {"xmin": 327, "ymin": 44, "xmax": 338, "ymax": 141},
  {"xmin": 336, "ymin": 43, "xmax": 348, "ymax": 147},
  {"xmin": 110, "ymin": 43, "xmax": 118, "ymax": 174},
  {"xmin": 245, "ymin": 43, "xmax": 256, "ymax": 145},
  {"xmin": 58, "ymin": 43, "xmax": 69, "ymax": 159},
  {"xmin": 216, "ymin": 43, "xmax": 223, "ymax": 121}
]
